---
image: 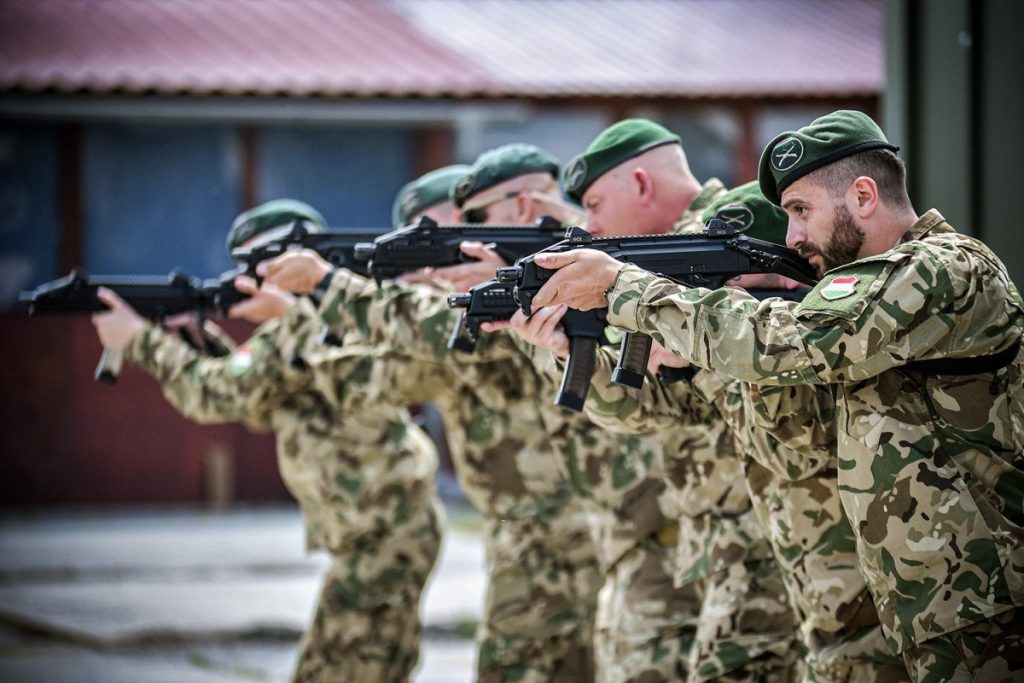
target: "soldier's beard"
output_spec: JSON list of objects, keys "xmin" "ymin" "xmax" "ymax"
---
[{"xmin": 799, "ymin": 203, "xmax": 865, "ymax": 275}]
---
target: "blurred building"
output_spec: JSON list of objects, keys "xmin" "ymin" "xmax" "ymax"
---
[{"xmin": 0, "ymin": 0, "xmax": 882, "ymax": 505}]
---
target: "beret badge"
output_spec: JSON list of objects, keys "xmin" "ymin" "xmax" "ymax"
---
[{"xmin": 770, "ymin": 137, "xmax": 804, "ymax": 172}]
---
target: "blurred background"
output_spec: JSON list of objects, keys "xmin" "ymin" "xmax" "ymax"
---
[{"xmin": 0, "ymin": 0, "xmax": 1021, "ymax": 680}]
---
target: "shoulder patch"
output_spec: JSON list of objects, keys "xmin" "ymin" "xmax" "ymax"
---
[
  {"xmin": 819, "ymin": 275, "xmax": 859, "ymax": 300},
  {"xmin": 797, "ymin": 261, "xmax": 893, "ymax": 317},
  {"xmin": 228, "ymin": 344, "xmax": 254, "ymax": 376}
]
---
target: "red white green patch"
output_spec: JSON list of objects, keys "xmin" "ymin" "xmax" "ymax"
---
[
  {"xmin": 229, "ymin": 344, "xmax": 254, "ymax": 375},
  {"xmin": 820, "ymin": 275, "xmax": 859, "ymax": 300}
]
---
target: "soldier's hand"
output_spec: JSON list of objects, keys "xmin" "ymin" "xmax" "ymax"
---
[
  {"xmin": 228, "ymin": 276, "xmax": 295, "ymax": 323},
  {"xmin": 501, "ymin": 305, "xmax": 570, "ymax": 358},
  {"xmin": 531, "ymin": 249, "xmax": 622, "ymax": 311},
  {"xmin": 430, "ymin": 241, "xmax": 509, "ymax": 292},
  {"xmin": 92, "ymin": 287, "xmax": 147, "ymax": 350},
  {"xmin": 161, "ymin": 312, "xmax": 205, "ymax": 348},
  {"xmin": 257, "ymin": 249, "xmax": 332, "ymax": 294},
  {"xmin": 647, "ymin": 340, "xmax": 688, "ymax": 374},
  {"xmin": 396, "ymin": 268, "xmax": 439, "ymax": 287}
]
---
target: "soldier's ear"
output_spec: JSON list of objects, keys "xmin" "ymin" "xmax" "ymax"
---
[
  {"xmin": 850, "ymin": 176, "xmax": 879, "ymax": 218},
  {"xmin": 515, "ymin": 193, "xmax": 534, "ymax": 222},
  {"xmin": 633, "ymin": 168, "xmax": 654, "ymax": 205}
]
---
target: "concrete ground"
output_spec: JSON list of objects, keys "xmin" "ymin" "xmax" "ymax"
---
[{"xmin": 0, "ymin": 504, "xmax": 486, "ymax": 682}]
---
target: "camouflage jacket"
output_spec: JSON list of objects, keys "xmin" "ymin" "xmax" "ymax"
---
[
  {"xmin": 127, "ymin": 299, "xmax": 438, "ymax": 554},
  {"xmin": 520, "ymin": 343, "xmax": 678, "ymax": 570},
  {"xmin": 302, "ymin": 269, "xmax": 596, "ymax": 532},
  {"xmin": 606, "ymin": 209, "xmax": 1024, "ymax": 651}
]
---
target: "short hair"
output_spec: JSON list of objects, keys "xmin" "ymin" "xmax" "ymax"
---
[{"xmin": 805, "ymin": 149, "xmax": 911, "ymax": 211}]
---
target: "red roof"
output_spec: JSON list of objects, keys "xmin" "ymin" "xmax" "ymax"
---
[{"xmin": 0, "ymin": 0, "xmax": 882, "ymax": 99}]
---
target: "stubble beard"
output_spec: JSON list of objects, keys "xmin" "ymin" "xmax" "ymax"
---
[{"xmin": 799, "ymin": 203, "xmax": 866, "ymax": 276}]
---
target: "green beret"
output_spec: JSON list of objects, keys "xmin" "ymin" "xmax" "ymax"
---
[
  {"xmin": 226, "ymin": 199, "xmax": 326, "ymax": 252},
  {"xmin": 562, "ymin": 119, "xmax": 681, "ymax": 205},
  {"xmin": 450, "ymin": 144, "xmax": 559, "ymax": 208},
  {"xmin": 701, "ymin": 181, "xmax": 788, "ymax": 246},
  {"xmin": 758, "ymin": 110, "xmax": 900, "ymax": 205},
  {"xmin": 391, "ymin": 164, "xmax": 471, "ymax": 227}
]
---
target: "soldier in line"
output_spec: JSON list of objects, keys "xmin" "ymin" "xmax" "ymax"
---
[
  {"xmin": 487, "ymin": 121, "xmax": 800, "ymax": 682},
  {"xmin": 90, "ymin": 200, "xmax": 443, "ymax": 683},
  {"xmin": 450, "ymin": 136, "xmax": 760, "ymax": 682},
  {"xmin": 520, "ymin": 109, "xmax": 1024, "ymax": 681},
  {"xmin": 260, "ymin": 146, "xmax": 603, "ymax": 682},
  {"xmin": 511, "ymin": 181, "xmax": 909, "ymax": 682}
]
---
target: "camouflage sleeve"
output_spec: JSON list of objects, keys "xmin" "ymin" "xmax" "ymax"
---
[
  {"xmin": 317, "ymin": 268, "xmax": 524, "ymax": 364},
  {"xmin": 605, "ymin": 243, "xmax": 1000, "ymax": 385},
  {"xmin": 741, "ymin": 383, "xmax": 837, "ymax": 480},
  {"xmin": 126, "ymin": 299, "xmax": 319, "ymax": 430},
  {"xmin": 304, "ymin": 343, "xmax": 454, "ymax": 409}
]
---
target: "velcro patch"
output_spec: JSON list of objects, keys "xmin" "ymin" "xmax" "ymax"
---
[{"xmin": 798, "ymin": 264, "xmax": 889, "ymax": 317}]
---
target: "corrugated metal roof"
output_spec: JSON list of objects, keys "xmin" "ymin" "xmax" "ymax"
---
[{"xmin": 0, "ymin": 0, "xmax": 882, "ymax": 99}]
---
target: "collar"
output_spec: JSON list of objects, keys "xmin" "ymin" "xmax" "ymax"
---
[{"xmin": 898, "ymin": 208, "xmax": 949, "ymax": 245}]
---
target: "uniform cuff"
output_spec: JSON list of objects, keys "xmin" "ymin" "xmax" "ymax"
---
[
  {"xmin": 605, "ymin": 263, "xmax": 657, "ymax": 333},
  {"xmin": 125, "ymin": 321, "xmax": 160, "ymax": 371}
]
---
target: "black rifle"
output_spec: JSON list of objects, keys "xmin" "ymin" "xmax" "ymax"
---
[
  {"xmin": 230, "ymin": 220, "xmax": 384, "ymax": 279},
  {"xmin": 19, "ymin": 269, "xmax": 246, "ymax": 383},
  {"xmin": 494, "ymin": 220, "xmax": 819, "ymax": 411},
  {"xmin": 353, "ymin": 215, "xmax": 567, "ymax": 284},
  {"xmin": 446, "ymin": 279, "xmax": 518, "ymax": 353},
  {"xmin": 445, "ymin": 279, "xmax": 606, "ymax": 357}
]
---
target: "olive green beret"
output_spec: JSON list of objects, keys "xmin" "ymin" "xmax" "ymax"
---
[
  {"xmin": 391, "ymin": 164, "xmax": 471, "ymax": 228},
  {"xmin": 701, "ymin": 181, "xmax": 788, "ymax": 246},
  {"xmin": 226, "ymin": 199, "xmax": 326, "ymax": 251},
  {"xmin": 450, "ymin": 144, "xmax": 559, "ymax": 209},
  {"xmin": 758, "ymin": 110, "xmax": 900, "ymax": 205},
  {"xmin": 562, "ymin": 119, "xmax": 681, "ymax": 205}
]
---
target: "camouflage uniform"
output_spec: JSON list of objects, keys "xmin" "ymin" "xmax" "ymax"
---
[
  {"xmin": 605, "ymin": 209, "xmax": 1024, "ymax": 679},
  {"xmin": 302, "ymin": 269, "xmax": 601, "ymax": 683},
  {"xmin": 560, "ymin": 343, "xmax": 800, "ymax": 683},
  {"xmin": 522, "ymin": 179, "xmax": 799, "ymax": 683},
  {"xmin": 526, "ymin": 344, "xmax": 704, "ymax": 683},
  {"xmin": 126, "ymin": 298, "xmax": 442, "ymax": 683}
]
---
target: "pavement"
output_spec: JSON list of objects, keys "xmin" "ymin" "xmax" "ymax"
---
[{"xmin": 0, "ymin": 503, "xmax": 486, "ymax": 682}]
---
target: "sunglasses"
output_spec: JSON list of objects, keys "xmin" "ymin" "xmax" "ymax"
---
[{"xmin": 459, "ymin": 191, "xmax": 520, "ymax": 223}]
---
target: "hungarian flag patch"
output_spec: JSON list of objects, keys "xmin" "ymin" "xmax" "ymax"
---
[{"xmin": 819, "ymin": 275, "xmax": 859, "ymax": 300}]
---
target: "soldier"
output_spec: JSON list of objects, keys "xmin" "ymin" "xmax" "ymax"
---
[
  {"xmin": 522, "ymin": 110, "xmax": 1024, "ymax": 681},
  {"xmin": 90, "ymin": 200, "xmax": 443, "ymax": 683},
  {"xmin": 520, "ymin": 181, "xmax": 908, "ymax": 681},
  {"xmin": 491, "ymin": 121, "xmax": 800, "ymax": 682},
  {"xmin": 260, "ymin": 149, "xmax": 602, "ymax": 683}
]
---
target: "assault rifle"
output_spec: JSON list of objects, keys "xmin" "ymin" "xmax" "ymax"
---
[
  {"xmin": 230, "ymin": 220, "xmax": 384, "ymax": 279},
  {"xmin": 19, "ymin": 269, "xmax": 246, "ymax": 382},
  {"xmin": 445, "ymin": 279, "xmax": 607, "ymax": 356},
  {"xmin": 494, "ymin": 221, "xmax": 818, "ymax": 411},
  {"xmin": 353, "ymin": 215, "xmax": 567, "ymax": 283}
]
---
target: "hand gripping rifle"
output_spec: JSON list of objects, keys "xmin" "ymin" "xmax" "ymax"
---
[
  {"xmin": 19, "ymin": 269, "xmax": 246, "ymax": 383},
  {"xmin": 352, "ymin": 215, "xmax": 568, "ymax": 284},
  {"xmin": 445, "ymin": 278, "xmax": 605, "ymax": 357},
  {"xmin": 230, "ymin": 220, "xmax": 385, "ymax": 280},
  {"xmin": 494, "ymin": 220, "xmax": 819, "ymax": 411}
]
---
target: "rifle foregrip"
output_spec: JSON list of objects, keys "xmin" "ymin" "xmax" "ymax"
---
[
  {"xmin": 556, "ymin": 336, "xmax": 599, "ymax": 412},
  {"xmin": 95, "ymin": 348, "xmax": 124, "ymax": 384},
  {"xmin": 611, "ymin": 333, "xmax": 652, "ymax": 389},
  {"xmin": 447, "ymin": 313, "xmax": 477, "ymax": 353}
]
